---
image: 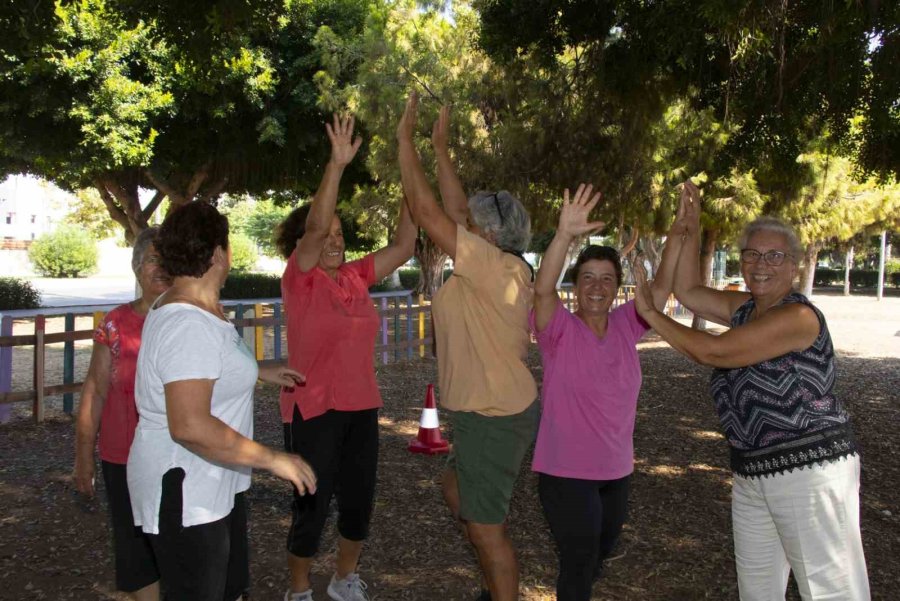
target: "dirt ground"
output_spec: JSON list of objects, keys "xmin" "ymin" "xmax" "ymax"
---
[{"xmin": 0, "ymin": 291, "xmax": 898, "ymax": 600}]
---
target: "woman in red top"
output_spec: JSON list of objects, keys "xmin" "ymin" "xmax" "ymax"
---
[
  {"xmin": 74, "ymin": 227, "xmax": 171, "ymax": 601},
  {"xmin": 276, "ymin": 114, "xmax": 416, "ymax": 601}
]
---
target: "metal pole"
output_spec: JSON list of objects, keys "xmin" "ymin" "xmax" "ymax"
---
[{"xmin": 877, "ymin": 230, "xmax": 886, "ymax": 301}]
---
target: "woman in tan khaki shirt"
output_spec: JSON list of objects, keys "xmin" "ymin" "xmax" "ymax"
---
[{"xmin": 397, "ymin": 93, "xmax": 538, "ymax": 601}]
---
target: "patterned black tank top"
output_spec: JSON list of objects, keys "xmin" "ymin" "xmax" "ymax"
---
[{"xmin": 709, "ymin": 292, "xmax": 851, "ymax": 453}]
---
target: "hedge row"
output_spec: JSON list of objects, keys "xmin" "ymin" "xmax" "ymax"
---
[
  {"xmin": 0, "ymin": 277, "xmax": 42, "ymax": 310},
  {"xmin": 813, "ymin": 269, "xmax": 900, "ymax": 288}
]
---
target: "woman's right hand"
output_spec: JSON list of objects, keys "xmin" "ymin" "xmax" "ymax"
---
[
  {"xmin": 326, "ymin": 113, "xmax": 363, "ymax": 168},
  {"xmin": 269, "ymin": 450, "xmax": 317, "ymax": 496},
  {"xmin": 73, "ymin": 450, "xmax": 95, "ymax": 498},
  {"xmin": 557, "ymin": 183, "xmax": 605, "ymax": 239},
  {"xmin": 674, "ymin": 180, "xmax": 700, "ymax": 237},
  {"xmin": 396, "ymin": 92, "xmax": 419, "ymax": 142}
]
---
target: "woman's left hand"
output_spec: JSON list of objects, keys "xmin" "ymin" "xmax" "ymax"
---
[
  {"xmin": 632, "ymin": 256, "xmax": 658, "ymax": 319},
  {"xmin": 259, "ymin": 365, "xmax": 306, "ymax": 388}
]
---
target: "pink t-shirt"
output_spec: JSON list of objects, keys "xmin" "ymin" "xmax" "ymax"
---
[
  {"xmin": 94, "ymin": 303, "xmax": 145, "ymax": 464},
  {"xmin": 279, "ymin": 252, "xmax": 382, "ymax": 422},
  {"xmin": 530, "ymin": 299, "xmax": 648, "ymax": 480}
]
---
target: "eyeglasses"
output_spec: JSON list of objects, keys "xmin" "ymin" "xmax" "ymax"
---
[
  {"xmin": 740, "ymin": 249, "xmax": 792, "ymax": 266},
  {"xmin": 488, "ymin": 192, "xmax": 505, "ymax": 226}
]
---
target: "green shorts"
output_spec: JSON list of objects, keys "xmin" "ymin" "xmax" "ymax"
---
[{"xmin": 447, "ymin": 401, "xmax": 539, "ymax": 525}]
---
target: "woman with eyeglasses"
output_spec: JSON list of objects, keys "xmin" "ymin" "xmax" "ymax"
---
[
  {"xmin": 630, "ymin": 184, "xmax": 870, "ymax": 600},
  {"xmin": 397, "ymin": 93, "xmax": 538, "ymax": 601}
]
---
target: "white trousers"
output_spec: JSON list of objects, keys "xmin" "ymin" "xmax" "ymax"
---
[{"xmin": 731, "ymin": 454, "xmax": 870, "ymax": 601}]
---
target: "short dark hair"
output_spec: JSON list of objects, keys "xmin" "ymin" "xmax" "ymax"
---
[
  {"xmin": 274, "ymin": 204, "xmax": 312, "ymax": 260},
  {"xmin": 568, "ymin": 245, "xmax": 623, "ymax": 287},
  {"xmin": 157, "ymin": 201, "xmax": 229, "ymax": 278}
]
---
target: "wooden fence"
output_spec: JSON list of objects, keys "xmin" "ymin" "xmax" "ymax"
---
[{"xmin": 0, "ymin": 285, "xmax": 685, "ymax": 423}]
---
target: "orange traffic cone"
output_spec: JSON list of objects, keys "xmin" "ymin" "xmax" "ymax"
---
[{"xmin": 408, "ymin": 384, "xmax": 450, "ymax": 455}]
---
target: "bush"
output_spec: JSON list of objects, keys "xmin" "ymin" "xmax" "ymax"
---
[
  {"xmin": 28, "ymin": 225, "xmax": 98, "ymax": 277},
  {"xmin": 0, "ymin": 277, "xmax": 42, "ymax": 310},
  {"xmin": 221, "ymin": 273, "xmax": 281, "ymax": 300},
  {"xmin": 229, "ymin": 232, "xmax": 258, "ymax": 273},
  {"xmin": 813, "ymin": 268, "xmax": 897, "ymax": 288}
]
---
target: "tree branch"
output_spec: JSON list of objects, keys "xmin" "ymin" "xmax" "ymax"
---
[
  {"xmin": 141, "ymin": 190, "xmax": 166, "ymax": 222},
  {"xmin": 145, "ymin": 169, "xmax": 183, "ymax": 205}
]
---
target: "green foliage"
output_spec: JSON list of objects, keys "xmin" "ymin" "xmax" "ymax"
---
[
  {"xmin": 0, "ymin": 277, "xmax": 42, "ymax": 310},
  {"xmin": 228, "ymin": 232, "xmax": 258, "ymax": 273},
  {"xmin": 65, "ymin": 188, "xmax": 118, "ymax": 240},
  {"xmin": 813, "ymin": 268, "xmax": 896, "ymax": 288},
  {"xmin": 28, "ymin": 226, "xmax": 99, "ymax": 278},
  {"xmin": 221, "ymin": 273, "xmax": 281, "ymax": 300}
]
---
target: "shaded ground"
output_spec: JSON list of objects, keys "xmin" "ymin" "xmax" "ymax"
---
[{"xmin": 1, "ymin": 293, "xmax": 898, "ymax": 600}]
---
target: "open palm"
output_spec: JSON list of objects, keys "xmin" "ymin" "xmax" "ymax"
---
[
  {"xmin": 558, "ymin": 183, "xmax": 605, "ymax": 238},
  {"xmin": 326, "ymin": 113, "xmax": 362, "ymax": 168}
]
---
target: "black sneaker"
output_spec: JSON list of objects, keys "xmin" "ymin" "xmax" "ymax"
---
[{"xmin": 475, "ymin": 589, "xmax": 492, "ymax": 601}]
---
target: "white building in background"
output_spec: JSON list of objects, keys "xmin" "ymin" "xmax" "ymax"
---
[{"xmin": 0, "ymin": 174, "xmax": 74, "ymax": 248}]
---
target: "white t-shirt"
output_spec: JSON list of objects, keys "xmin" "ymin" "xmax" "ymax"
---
[{"xmin": 127, "ymin": 303, "xmax": 258, "ymax": 534}]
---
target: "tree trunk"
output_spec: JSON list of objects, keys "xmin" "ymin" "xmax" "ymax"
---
[
  {"xmin": 843, "ymin": 246, "xmax": 854, "ymax": 296},
  {"xmin": 692, "ymin": 228, "xmax": 719, "ymax": 330},
  {"xmin": 799, "ymin": 242, "xmax": 820, "ymax": 298},
  {"xmin": 94, "ymin": 176, "xmax": 148, "ymax": 243},
  {"xmin": 415, "ymin": 235, "xmax": 448, "ymax": 299}
]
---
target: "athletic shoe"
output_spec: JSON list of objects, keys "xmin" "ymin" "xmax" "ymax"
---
[
  {"xmin": 284, "ymin": 589, "xmax": 314, "ymax": 601},
  {"xmin": 326, "ymin": 572, "xmax": 369, "ymax": 601}
]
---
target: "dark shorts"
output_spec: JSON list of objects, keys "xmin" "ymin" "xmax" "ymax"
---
[
  {"xmin": 146, "ymin": 468, "xmax": 249, "ymax": 601},
  {"xmin": 447, "ymin": 401, "xmax": 539, "ymax": 524},
  {"xmin": 101, "ymin": 461, "xmax": 159, "ymax": 593},
  {"xmin": 283, "ymin": 405, "xmax": 379, "ymax": 557}
]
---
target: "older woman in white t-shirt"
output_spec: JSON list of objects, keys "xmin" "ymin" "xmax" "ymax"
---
[{"xmin": 127, "ymin": 201, "xmax": 316, "ymax": 601}]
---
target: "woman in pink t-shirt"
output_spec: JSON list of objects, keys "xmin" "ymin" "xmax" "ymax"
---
[
  {"xmin": 275, "ymin": 114, "xmax": 416, "ymax": 601},
  {"xmin": 530, "ymin": 184, "xmax": 687, "ymax": 601},
  {"xmin": 74, "ymin": 227, "xmax": 170, "ymax": 601}
]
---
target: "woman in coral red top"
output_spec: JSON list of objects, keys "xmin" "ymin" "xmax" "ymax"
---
[
  {"xmin": 276, "ymin": 114, "xmax": 416, "ymax": 601},
  {"xmin": 74, "ymin": 227, "xmax": 170, "ymax": 601}
]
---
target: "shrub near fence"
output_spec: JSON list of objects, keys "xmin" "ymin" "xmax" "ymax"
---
[
  {"xmin": 0, "ymin": 278, "xmax": 42, "ymax": 310},
  {"xmin": 813, "ymin": 269, "xmax": 898, "ymax": 288}
]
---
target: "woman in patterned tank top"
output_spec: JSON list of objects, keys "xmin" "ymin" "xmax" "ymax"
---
[{"xmin": 630, "ymin": 182, "xmax": 869, "ymax": 601}]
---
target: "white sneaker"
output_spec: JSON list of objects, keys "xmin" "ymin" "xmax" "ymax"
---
[
  {"xmin": 284, "ymin": 589, "xmax": 314, "ymax": 601},
  {"xmin": 326, "ymin": 572, "xmax": 369, "ymax": 601}
]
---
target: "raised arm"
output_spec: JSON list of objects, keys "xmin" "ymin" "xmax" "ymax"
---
[
  {"xmin": 73, "ymin": 342, "xmax": 111, "ymax": 498},
  {"xmin": 372, "ymin": 191, "xmax": 417, "ymax": 281},
  {"xmin": 534, "ymin": 184, "xmax": 605, "ymax": 331},
  {"xmin": 632, "ymin": 260, "xmax": 819, "ymax": 368},
  {"xmin": 295, "ymin": 114, "xmax": 363, "ymax": 272},
  {"xmin": 645, "ymin": 185, "xmax": 692, "ymax": 311},
  {"xmin": 671, "ymin": 181, "xmax": 748, "ymax": 326},
  {"xmin": 397, "ymin": 93, "xmax": 459, "ymax": 259},
  {"xmin": 431, "ymin": 105, "xmax": 469, "ymax": 225}
]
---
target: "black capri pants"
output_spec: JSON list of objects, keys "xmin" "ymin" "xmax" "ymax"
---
[
  {"xmin": 538, "ymin": 472, "xmax": 631, "ymax": 601},
  {"xmin": 284, "ymin": 405, "xmax": 379, "ymax": 557},
  {"xmin": 146, "ymin": 468, "xmax": 249, "ymax": 601},
  {"xmin": 101, "ymin": 461, "xmax": 159, "ymax": 593}
]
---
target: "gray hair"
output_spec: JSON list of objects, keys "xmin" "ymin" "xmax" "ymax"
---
[
  {"xmin": 468, "ymin": 190, "xmax": 532, "ymax": 253},
  {"xmin": 131, "ymin": 226, "xmax": 160, "ymax": 275},
  {"xmin": 737, "ymin": 217, "xmax": 803, "ymax": 259}
]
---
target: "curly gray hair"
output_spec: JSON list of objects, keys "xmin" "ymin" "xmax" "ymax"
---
[
  {"xmin": 468, "ymin": 190, "xmax": 532, "ymax": 253},
  {"xmin": 737, "ymin": 217, "xmax": 803, "ymax": 259},
  {"xmin": 131, "ymin": 226, "xmax": 160, "ymax": 275}
]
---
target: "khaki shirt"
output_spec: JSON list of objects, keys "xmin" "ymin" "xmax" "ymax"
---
[{"xmin": 432, "ymin": 225, "xmax": 537, "ymax": 416}]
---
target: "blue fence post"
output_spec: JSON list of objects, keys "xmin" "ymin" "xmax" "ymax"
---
[
  {"xmin": 234, "ymin": 303, "xmax": 244, "ymax": 336},
  {"xmin": 63, "ymin": 312, "xmax": 75, "ymax": 414},
  {"xmin": 273, "ymin": 303, "xmax": 282, "ymax": 361},
  {"xmin": 0, "ymin": 315, "xmax": 12, "ymax": 424}
]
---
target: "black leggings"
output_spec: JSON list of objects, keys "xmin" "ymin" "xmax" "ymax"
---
[
  {"xmin": 538, "ymin": 472, "xmax": 631, "ymax": 601},
  {"xmin": 283, "ymin": 405, "xmax": 379, "ymax": 557}
]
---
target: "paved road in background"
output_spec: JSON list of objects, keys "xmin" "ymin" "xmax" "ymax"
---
[{"xmin": 30, "ymin": 276, "xmax": 135, "ymax": 308}]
